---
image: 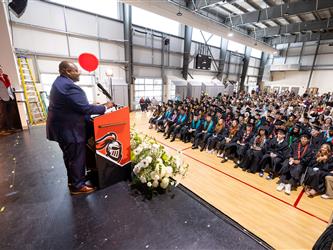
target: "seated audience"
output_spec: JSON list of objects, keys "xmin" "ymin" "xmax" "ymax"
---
[{"xmin": 147, "ymin": 90, "xmax": 333, "ymax": 197}]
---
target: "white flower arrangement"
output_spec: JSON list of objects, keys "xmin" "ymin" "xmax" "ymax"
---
[{"xmin": 130, "ymin": 131, "xmax": 188, "ymax": 191}]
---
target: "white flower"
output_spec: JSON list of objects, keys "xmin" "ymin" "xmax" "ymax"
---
[
  {"xmin": 134, "ymin": 146, "xmax": 143, "ymax": 155},
  {"xmin": 133, "ymin": 166, "xmax": 140, "ymax": 175},
  {"xmin": 152, "ymin": 180, "xmax": 159, "ymax": 188},
  {"xmin": 141, "ymin": 159, "xmax": 149, "ymax": 168},
  {"xmin": 152, "ymin": 144, "xmax": 159, "ymax": 152},
  {"xmin": 147, "ymin": 182, "xmax": 152, "ymax": 187},
  {"xmin": 140, "ymin": 176, "xmax": 147, "ymax": 183},
  {"xmin": 170, "ymin": 181, "xmax": 175, "ymax": 186},
  {"xmin": 160, "ymin": 177, "xmax": 169, "ymax": 189},
  {"xmin": 153, "ymin": 174, "xmax": 160, "ymax": 181},
  {"xmin": 146, "ymin": 156, "xmax": 153, "ymax": 164}
]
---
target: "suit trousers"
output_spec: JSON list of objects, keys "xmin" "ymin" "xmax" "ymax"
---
[{"xmin": 59, "ymin": 142, "xmax": 86, "ymax": 189}]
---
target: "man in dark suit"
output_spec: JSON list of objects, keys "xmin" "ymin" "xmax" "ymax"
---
[{"xmin": 46, "ymin": 61, "xmax": 113, "ymax": 195}]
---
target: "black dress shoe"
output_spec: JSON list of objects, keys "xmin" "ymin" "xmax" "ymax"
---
[
  {"xmin": 233, "ymin": 164, "xmax": 238, "ymax": 168},
  {"xmin": 192, "ymin": 146, "xmax": 198, "ymax": 149},
  {"xmin": 170, "ymin": 138, "xmax": 175, "ymax": 142},
  {"xmin": 221, "ymin": 158, "xmax": 228, "ymax": 163}
]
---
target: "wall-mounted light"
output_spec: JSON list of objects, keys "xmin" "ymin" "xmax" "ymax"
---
[
  {"xmin": 176, "ymin": 11, "xmax": 182, "ymax": 16},
  {"xmin": 228, "ymin": 32, "xmax": 233, "ymax": 37},
  {"xmin": 105, "ymin": 69, "xmax": 113, "ymax": 77}
]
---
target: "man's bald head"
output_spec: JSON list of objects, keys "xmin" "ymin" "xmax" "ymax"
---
[{"xmin": 59, "ymin": 61, "xmax": 80, "ymax": 82}]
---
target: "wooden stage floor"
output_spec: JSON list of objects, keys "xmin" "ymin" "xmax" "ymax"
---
[{"xmin": 131, "ymin": 111, "xmax": 333, "ymax": 249}]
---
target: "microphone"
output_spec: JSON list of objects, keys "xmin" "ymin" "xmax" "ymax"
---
[{"xmin": 96, "ymin": 82, "xmax": 113, "ymax": 101}]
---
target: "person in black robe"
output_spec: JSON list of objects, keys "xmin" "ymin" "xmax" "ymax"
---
[
  {"xmin": 216, "ymin": 119, "xmax": 241, "ymax": 159},
  {"xmin": 224, "ymin": 124, "xmax": 254, "ymax": 167},
  {"xmin": 206, "ymin": 118, "xmax": 227, "ymax": 153},
  {"xmin": 166, "ymin": 108, "xmax": 188, "ymax": 141},
  {"xmin": 286, "ymin": 123, "xmax": 302, "ymax": 147},
  {"xmin": 310, "ymin": 124, "xmax": 325, "ymax": 153},
  {"xmin": 303, "ymin": 143, "xmax": 333, "ymax": 197},
  {"xmin": 192, "ymin": 114, "xmax": 215, "ymax": 149},
  {"xmin": 258, "ymin": 128, "xmax": 289, "ymax": 180},
  {"xmin": 238, "ymin": 126, "xmax": 268, "ymax": 173},
  {"xmin": 180, "ymin": 112, "xmax": 202, "ymax": 143},
  {"xmin": 277, "ymin": 132, "xmax": 313, "ymax": 195}
]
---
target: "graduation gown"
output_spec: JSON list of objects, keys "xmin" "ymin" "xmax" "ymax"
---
[
  {"xmin": 279, "ymin": 142, "xmax": 313, "ymax": 187},
  {"xmin": 303, "ymin": 157, "xmax": 333, "ymax": 193},
  {"xmin": 239, "ymin": 136, "xmax": 267, "ymax": 173},
  {"xmin": 259, "ymin": 138, "xmax": 289, "ymax": 174},
  {"xmin": 311, "ymin": 133, "xmax": 325, "ymax": 153},
  {"xmin": 224, "ymin": 130, "xmax": 254, "ymax": 159}
]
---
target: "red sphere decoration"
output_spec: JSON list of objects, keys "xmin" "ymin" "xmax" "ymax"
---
[{"xmin": 78, "ymin": 53, "xmax": 99, "ymax": 72}]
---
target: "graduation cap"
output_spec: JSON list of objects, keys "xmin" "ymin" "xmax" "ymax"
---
[
  {"xmin": 216, "ymin": 107, "xmax": 223, "ymax": 113},
  {"xmin": 289, "ymin": 113, "xmax": 297, "ymax": 119},
  {"xmin": 300, "ymin": 131, "xmax": 311, "ymax": 139},
  {"xmin": 312, "ymin": 124, "xmax": 322, "ymax": 131},
  {"xmin": 275, "ymin": 120, "xmax": 284, "ymax": 126},
  {"xmin": 294, "ymin": 122, "xmax": 303, "ymax": 129},
  {"xmin": 276, "ymin": 127, "xmax": 287, "ymax": 135}
]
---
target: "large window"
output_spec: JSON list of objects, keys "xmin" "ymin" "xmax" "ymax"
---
[
  {"xmin": 49, "ymin": 0, "xmax": 119, "ymax": 19},
  {"xmin": 135, "ymin": 78, "xmax": 162, "ymax": 109},
  {"xmin": 132, "ymin": 7, "xmax": 180, "ymax": 36},
  {"xmin": 40, "ymin": 73, "xmax": 95, "ymax": 104}
]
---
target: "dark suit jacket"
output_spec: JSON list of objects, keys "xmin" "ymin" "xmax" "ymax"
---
[{"xmin": 46, "ymin": 76, "xmax": 106, "ymax": 143}]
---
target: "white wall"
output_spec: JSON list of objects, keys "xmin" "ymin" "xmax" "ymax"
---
[{"xmin": 267, "ymin": 41, "xmax": 333, "ymax": 94}]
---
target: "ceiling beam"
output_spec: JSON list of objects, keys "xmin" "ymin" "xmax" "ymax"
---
[
  {"xmin": 268, "ymin": 31, "xmax": 333, "ymax": 45},
  {"xmin": 224, "ymin": 0, "xmax": 333, "ymax": 26},
  {"xmin": 252, "ymin": 17, "xmax": 333, "ymax": 37},
  {"xmin": 197, "ymin": 0, "xmax": 237, "ymax": 10}
]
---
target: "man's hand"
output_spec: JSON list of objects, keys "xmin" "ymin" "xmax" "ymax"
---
[{"xmin": 104, "ymin": 101, "xmax": 114, "ymax": 109}]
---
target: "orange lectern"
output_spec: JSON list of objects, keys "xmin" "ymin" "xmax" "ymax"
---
[{"xmin": 87, "ymin": 106, "xmax": 131, "ymax": 188}]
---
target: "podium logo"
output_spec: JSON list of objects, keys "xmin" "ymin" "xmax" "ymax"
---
[{"xmin": 96, "ymin": 132, "xmax": 123, "ymax": 163}]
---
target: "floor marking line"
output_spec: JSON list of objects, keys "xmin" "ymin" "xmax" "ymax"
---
[
  {"xmin": 182, "ymin": 152, "xmax": 329, "ymax": 224},
  {"xmin": 139, "ymin": 132, "xmax": 329, "ymax": 224},
  {"xmin": 293, "ymin": 188, "xmax": 305, "ymax": 207}
]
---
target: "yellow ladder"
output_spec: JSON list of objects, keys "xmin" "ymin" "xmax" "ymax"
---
[{"xmin": 17, "ymin": 57, "xmax": 46, "ymax": 125}]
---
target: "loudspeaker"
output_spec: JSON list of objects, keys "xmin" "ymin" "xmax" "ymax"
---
[
  {"xmin": 195, "ymin": 54, "xmax": 212, "ymax": 70},
  {"xmin": 9, "ymin": 0, "xmax": 28, "ymax": 18},
  {"xmin": 164, "ymin": 38, "xmax": 170, "ymax": 46}
]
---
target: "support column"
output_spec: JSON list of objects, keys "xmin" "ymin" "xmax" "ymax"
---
[
  {"xmin": 217, "ymin": 38, "xmax": 228, "ymax": 81},
  {"xmin": 0, "ymin": 2, "xmax": 28, "ymax": 129},
  {"xmin": 122, "ymin": 4, "xmax": 133, "ymax": 110},
  {"xmin": 307, "ymin": 39, "xmax": 320, "ymax": 90},
  {"xmin": 257, "ymin": 52, "xmax": 269, "ymax": 88},
  {"xmin": 182, "ymin": 25, "xmax": 192, "ymax": 80},
  {"xmin": 240, "ymin": 46, "xmax": 252, "ymax": 92}
]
